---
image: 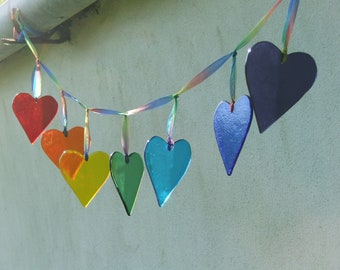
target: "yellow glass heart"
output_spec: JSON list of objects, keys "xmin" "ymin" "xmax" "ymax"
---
[{"xmin": 59, "ymin": 150, "xmax": 110, "ymax": 207}]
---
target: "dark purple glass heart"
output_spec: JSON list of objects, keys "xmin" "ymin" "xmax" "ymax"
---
[
  {"xmin": 214, "ymin": 96, "xmax": 253, "ymax": 175},
  {"xmin": 245, "ymin": 41, "xmax": 317, "ymax": 133}
]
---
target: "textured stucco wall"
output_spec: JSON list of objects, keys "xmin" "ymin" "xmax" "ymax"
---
[{"xmin": 0, "ymin": 0, "xmax": 339, "ymax": 269}]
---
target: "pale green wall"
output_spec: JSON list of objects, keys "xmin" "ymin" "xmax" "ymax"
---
[{"xmin": 0, "ymin": 0, "xmax": 339, "ymax": 269}]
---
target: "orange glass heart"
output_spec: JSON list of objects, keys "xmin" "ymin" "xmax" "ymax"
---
[
  {"xmin": 41, "ymin": 127, "xmax": 84, "ymax": 168},
  {"xmin": 59, "ymin": 150, "xmax": 110, "ymax": 207}
]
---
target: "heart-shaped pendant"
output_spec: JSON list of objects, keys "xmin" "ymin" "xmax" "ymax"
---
[
  {"xmin": 144, "ymin": 136, "xmax": 191, "ymax": 207},
  {"xmin": 110, "ymin": 152, "xmax": 144, "ymax": 215},
  {"xmin": 12, "ymin": 93, "xmax": 58, "ymax": 143},
  {"xmin": 59, "ymin": 150, "xmax": 110, "ymax": 207},
  {"xmin": 214, "ymin": 96, "xmax": 253, "ymax": 175},
  {"xmin": 245, "ymin": 41, "xmax": 317, "ymax": 133},
  {"xmin": 41, "ymin": 126, "xmax": 84, "ymax": 168}
]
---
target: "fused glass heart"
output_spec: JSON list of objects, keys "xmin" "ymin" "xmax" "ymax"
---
[
  {"xmin": 214, "ymin": 96, "xmax": 253, "ymax": 175},
  {"xmin": 12, "ymin": 93, "xmax": 58, "ymax": 144},
  {"xmin": 41, "ymin": 127, "xmax": 84, "ymax": 168},
  {"xmin": 59, "ymin": 150, "xmax": 110, "ymax": 207},
  {"xmin": 144, "ymin": 136, "xmax": 191, "ymax": 207},
  {"xmin": 245, "ymin": 41, "xmax": 317, "ymax": 133},
  {"xmin": 110, "ymin": 152, "xmax": 144, "ymax": 216}
]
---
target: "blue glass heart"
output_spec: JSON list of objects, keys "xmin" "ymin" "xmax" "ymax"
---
[
  {"xmin": 144, "ymin": 136, "xmax": 191, "ymax": 207},
  {"xmin": 214, "ymin": 95, "xmax": 253, "ymax": 175},
  {"xmin": 245, "ymin": 41, "xmax": 317, "ymax": 133}
]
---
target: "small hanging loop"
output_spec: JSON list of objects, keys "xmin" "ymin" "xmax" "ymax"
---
[
  {"xmin": 229, "ymin": 51, "xmax": 237, "ymax": 103},
  {"xmin": 166, "ymin": 97, "xmax": 178, "ymax": 151},
  {"xmin": 167, "ymin": 137, "xmax": 175, "ymax": 151},
  {"xmin": 84, "ymin": 108, "xmax": 91, "ymax": 161},
  {"xmin": 32, "ymin": 59, "xmax": 42, "ymax": 98},
  {"xmin": 281, "ymin": 0, "xmax": 300, "ymax": 62},
  {"xmin": 230, "ymin": 100, "xmax": 235, "ymax": 113},
  {"xmin": 121, "ymin": 115, "xmax": 130, "ymax": 162},
  {"xmin": 61, "ymin": 90, "xmax": 68, "ymax": 136}
]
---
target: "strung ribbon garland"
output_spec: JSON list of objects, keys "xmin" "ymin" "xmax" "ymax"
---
[{"xmin": 7, "ymin": 0, "xmax": 317, "ymax": 214}]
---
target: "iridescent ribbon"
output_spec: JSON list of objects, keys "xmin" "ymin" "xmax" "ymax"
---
[
  {"xmin": 12, "ymin": 1, "xmax": 290, "ymax": 155},
  {"xmin": 14, "ymin": 0, "xmax": 286, "ymax": 116},
  {"xmin": 84, "ymin": 109, "xmax": 91, "ymax": 161},
  {"xmin": 229, "ymin": 51, "xmax": 237, "ymax": 106},
  {"xmin": 61, "ymin": 91, "xmax": 68, "ymax": 136},
  {"xmin": 121, "ymin": 115, "xmax": 130, "ymax": 160},
  {"xmin": 282, "ymin": 0, "xmax": 300, "ymax": 61},
  {"xmin": 167, "ymin": 97, "xmax": 178, "ymax": 149},
  {"xmin": 234, "ymin": 0, "xmax": 284, "ymax": 52},
  {"xmin": 31, "ymin": 60, "xmax": 42, "ymax": 98}
]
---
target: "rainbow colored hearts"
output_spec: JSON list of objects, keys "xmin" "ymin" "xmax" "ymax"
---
[
  {"xmin": 110, "ymin": 152, "xmax": 144, "ymax": 216},
  {"xmin": 245, "ymin": 41, "xmax": 317, "ymax": 132},
  {"xmin": 41, "ymin": 127, "xmax": 84, "ymax": 168},
  {"xmin": 59, "ymin": 150, "xmax": 110, "ymax": 207},
  {"xmin": 214, "ymin": 96, "xmax": 253, "ymax": 175},
  {"xmin": 144, "ymin": 136, "xmax": 191, "ymax": 207},
  {"xmin": 12, "ymin": 93, "xmax": 58, "ymax": 143}
]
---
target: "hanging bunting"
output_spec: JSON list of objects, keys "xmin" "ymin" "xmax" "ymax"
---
[{"xmin": 6, "ymin": 0, "xmax": 318, "ymax": 212}]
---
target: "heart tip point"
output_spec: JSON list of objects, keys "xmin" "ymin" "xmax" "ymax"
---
[
  {"xmin": 29, "ymin": 138, "xmax": 37, "ymax": 144},
  {"xmin": 258, "ymin": 126, "xmax": 267, "ymax": 134},
  {"xmin": 226, "ymin": 168, "xmax": 234, "ymax": 176},
  {"xmin": 81, "ymin": 201, "xmax": 90, "ymax": 208},
  {"xmin": 158, "ymin": 202, "xmax": 165, "ymax": 208},
  {"xmin": 125, "ymin": 208, "xmax": 133, "ymax": 216}
]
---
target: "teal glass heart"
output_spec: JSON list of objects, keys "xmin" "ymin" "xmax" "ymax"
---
[
  {"xmin": 144, "ymin": 136, "xmax": 191, "ymax": 207},
  {"xmin": 110, "ymin": 152, "xmax": 144, "ymax": 216}
]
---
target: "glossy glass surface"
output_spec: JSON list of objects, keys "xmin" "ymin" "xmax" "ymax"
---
[
  {"xmin": 41, "ymin": 127, "xmax": 84, "ymax": 168},
  {"xmin": 245, "ymin": 41, "xmax": 317, "ymax": 132},
  {"xmin": 59, "ymin": 150, "xmax": 110, "ymax": 207},
  {"xmin": 12, "ymin": 93, "xmax": 58, "ymax": 144},
  {"xmin": 144, "ymin": 136, "xmax": 191, "ymax": 207},
  {"xmin": 110, "ymin": 152, "xmax": 144, "ymax": 216},
  {"xmin": 214, "ymin": 96, "xmax": 253, "ymax": 176}
]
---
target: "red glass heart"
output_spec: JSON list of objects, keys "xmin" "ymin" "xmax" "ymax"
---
[
  {"xmin": 12, "ymin": 93, "xmax": 58, "ymax": 144},
  {"xmin": 41, "ymin": 127, "xmax": 84, "ymax": 168}
]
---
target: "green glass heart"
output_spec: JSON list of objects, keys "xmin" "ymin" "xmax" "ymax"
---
[{"xmin": 110, "ymin": 152, "xmax": 144, "ymax": 216}]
